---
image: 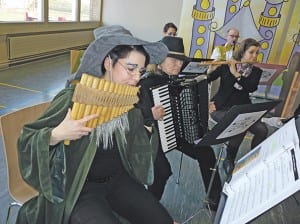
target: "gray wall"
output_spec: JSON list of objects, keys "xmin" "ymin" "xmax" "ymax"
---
[{"xmin": 102, "ymin": 0, "xmax": 183, "ymax": 41}]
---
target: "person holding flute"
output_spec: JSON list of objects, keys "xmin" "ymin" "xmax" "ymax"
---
[
  {"xmin": 16, "ymin": 25, "xmax": 179, "ymax": 224},
  {"xmin": 207, "ymin": 38, "xmax": 268, "ymax": 176}
]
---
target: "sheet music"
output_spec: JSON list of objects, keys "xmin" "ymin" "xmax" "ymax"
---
[
  {"xmin": 181, "ymin": 61, "xmax": 208, "ymax": 74},
  {"xmin": 217, "ymin": 111, "xmax": 267, "ymax": 139},
  {"xmin": 219, "ymin": 118, "xmax": 300, "ymax": 224},
  {"xmin": 260, "ymin": 68, "xmax": 278, "ymax": 83}
]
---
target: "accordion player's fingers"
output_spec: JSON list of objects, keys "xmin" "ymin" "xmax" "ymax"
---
[
  {"xmin": 209, "ymin": 101, "xmax": 216, "ymax": 113},
  {"xmin": 152, "ymin": 105, "xmax": 165, "ymax": 121}
]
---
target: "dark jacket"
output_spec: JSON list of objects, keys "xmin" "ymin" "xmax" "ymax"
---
[
  {"xmin": 16, "ymin": 85, "xmax": 159, "ymax": 224},
  {"xmin": 207, "ymin": 64, "xmax": 262, "ymax": 110}
]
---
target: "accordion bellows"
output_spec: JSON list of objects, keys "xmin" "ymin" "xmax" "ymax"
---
[{"xmin": 71, "ymin": 73, "xmax": 140, "ymax": 128}]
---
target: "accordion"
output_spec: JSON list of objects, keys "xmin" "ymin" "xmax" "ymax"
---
[{"xmin": 151, "ymin": 76, "xmax": 209, "ymax": 152}]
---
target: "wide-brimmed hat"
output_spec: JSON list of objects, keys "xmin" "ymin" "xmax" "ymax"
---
[
  {"xmin": 160, "ymin": 36, "xmax": 190, "ymax": 62},
  {"xmin": 74, "ymin": 25, "xmax": 168, "ymax": 80}
]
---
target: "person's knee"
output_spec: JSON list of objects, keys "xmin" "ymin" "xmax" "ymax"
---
[
  {"xmin": 254, "ymin": 122, "xmax": 268, "ymax": 138},
  {"xmin": 262, "ymin": 124, "xmax": 268, "ymax": 137},
  {"xmin": 250, "ymin": 122, "xmax": 268, "ymax": 148}
]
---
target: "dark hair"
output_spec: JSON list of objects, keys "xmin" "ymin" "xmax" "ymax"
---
[
  {"xmin": 233, "ymin": 38, "xmax": 260, "ymax": 60},
  {"xmin": 101, "ymin": 45, "xmax": 150, "ymax": 73},
  {"xmin": 163, "ymin": 22, "xmax": 177, "ymax": 33}
]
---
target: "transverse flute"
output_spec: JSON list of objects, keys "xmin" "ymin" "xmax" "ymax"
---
[{"xmin": 199, "ymin": 60, "xmax": 256, "ymax": 66}]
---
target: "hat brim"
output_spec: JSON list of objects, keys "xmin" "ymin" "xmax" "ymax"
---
[
  {"xmin": 75, "ymin": 34, "xmax": 168, "ymax": 79},
  {"xmin": 105, "ymin": 35, "xmax": 169, "ymax": 64},
  {"xmin": 167, "ymin": 53, "xmax": 190, "ymax": 62}
]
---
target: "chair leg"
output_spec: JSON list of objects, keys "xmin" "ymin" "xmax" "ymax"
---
[
  {"xmin": 6, "ymin": 202, "xmax": 22, "ymax": 224},
  {"xmin": 176, "ymin": 151, "xmax": 184, "ymax": 184}
]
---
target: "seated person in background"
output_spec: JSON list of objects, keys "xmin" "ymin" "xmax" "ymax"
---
[
  {"xmin": 163, "ymin": 22, "xmax": 178, "ymax": 36},
  {"xmin": 207, "ymin": 38, "xmax": 268, "ymax": 176},
  {"xmin": 211, "ymin": 28, "xmax": 240, "ymax": 61},
  {"xmin": 16, "ymin": 25, "xmax": 178, "ymax": 224},
  {"xmin": 209, "ymin": 28, "xmax": 240, "ymax": 99},
  {"xmin": 147, "ymin": 22, "xmax": 178, "ymax": 73},
  {"xmin": 138, "ymin": 36, "xmax": 222, "ymax": 211}
]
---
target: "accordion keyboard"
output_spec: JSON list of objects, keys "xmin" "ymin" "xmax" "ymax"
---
[
  {"xmin": 152, "ymin": 84, "xmax": 177, "ymax": 152},
  {"xmin": 151, "ymin": 77, "xmax": 208, "ymax": 153}
]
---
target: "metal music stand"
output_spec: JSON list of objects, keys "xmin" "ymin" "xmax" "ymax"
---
[{"xmin": 182, "ymin": 100, "xmax": 281, "ymax": 223}]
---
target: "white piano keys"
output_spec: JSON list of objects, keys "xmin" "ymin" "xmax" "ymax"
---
[{"xmin": 152, "ymin": 84, "xmax": 177, "ymax": 153}]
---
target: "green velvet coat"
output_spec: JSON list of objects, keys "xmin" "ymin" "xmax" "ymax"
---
[{"xmin": 16, "ymin": 85, "xmax": 159, "ymax": 224}]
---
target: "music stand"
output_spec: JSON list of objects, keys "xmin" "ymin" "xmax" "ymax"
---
[
  {"xmin": 198, "ymin": 100, "xmax": 281, "ymax": 146},
  {"xmin": 214, "ymin": 116, "xmax": 300, "ymax": 224},
  {"xmin": 182, "ymin": 100, "xmax": 281, "ymax": 223},
  {"xmin": 180, "ymin": 58, "xmax": 212, "ymax": 77}
]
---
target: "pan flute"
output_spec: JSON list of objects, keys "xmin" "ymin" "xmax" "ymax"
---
[{"xmin": 65, "ymin": 73, "xmax": 140, "ymax": 144}]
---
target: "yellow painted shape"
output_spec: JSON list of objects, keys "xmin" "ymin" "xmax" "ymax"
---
[
  {"xmin": 196, "ymin": 37, "xmax": 205, "ymax": 46},
  {"xmin": 198, "ymin": 25, "xmax": 206, "ymax": 34},
  {"xmin": 268, "ymin": 7, "xmax": 277, "ymax": 16},
  {"xmin": 229, "ymin": 5, "xmax": 237, "ymax": 13},
  {"xmin": 200, "ymin": 0, "xmax": 210, "ymax": 10}
]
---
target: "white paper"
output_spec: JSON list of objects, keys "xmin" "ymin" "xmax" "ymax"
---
[
  {"xmin": 217, "ymin": 110, "xmax": 267, "ymax": 139},
  {"xmin": 219, "ymin": 118, "xmax": 300, "ymax": 224}
]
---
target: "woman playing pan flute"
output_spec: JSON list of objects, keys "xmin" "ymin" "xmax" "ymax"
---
[{"xmin": 16, "ymin": 25, "xmax": 178, "ymax": 224}]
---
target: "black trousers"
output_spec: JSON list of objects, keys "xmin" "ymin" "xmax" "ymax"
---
[
  {"xmin": 211, "ymin": 109, "xmax": 268, "ymax": 160},
  {"xmin": 70, "ymin": 171, "xmax": 173, "ymax": 224},
  {"xmin": 148, "ymin": 142, "xmax": 222, "ymax": 206},
  {"xmin": 147, "ymin": 148, "xmax": 172, "ymax": 200}
]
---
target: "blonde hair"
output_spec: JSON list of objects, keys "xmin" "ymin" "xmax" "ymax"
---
[{"xmin": 146, "ymin": 64, "xmax": 158, "ymax": 72}]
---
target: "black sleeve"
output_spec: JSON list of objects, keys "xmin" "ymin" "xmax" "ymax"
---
[
  {"xmin": 136, "ymin": 80, "xmax": 155, "ymax": 127},
  {"xmin": 207, "ymin": 65, "xmax": 225, "ymax": 83}
]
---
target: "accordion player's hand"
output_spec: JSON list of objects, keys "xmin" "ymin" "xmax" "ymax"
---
[
  {"xmin": 152, "ymin": 104, "xmax": 165, "ymax": 121},
  {"xmin": 209, "ymin": 101, "xmax": 216, "ymax": 113}
]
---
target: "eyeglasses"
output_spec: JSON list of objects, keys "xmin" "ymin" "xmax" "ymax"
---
[
  {"xmin": 117, "ymin": 61, "xmax": 147, "ymax": 76},
  {"xmin": 228, "ymin": 34, "xmax": 240, "ymax": 38}
]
